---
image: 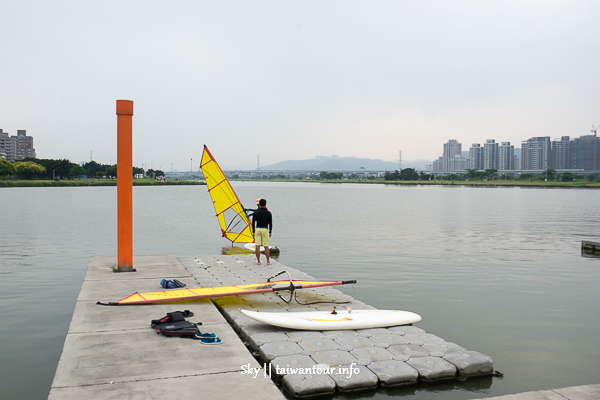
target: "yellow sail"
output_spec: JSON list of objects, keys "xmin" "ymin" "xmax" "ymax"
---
[{"xmin": 200, "ymin": 145, "xmax": 254, "ymax": 243}]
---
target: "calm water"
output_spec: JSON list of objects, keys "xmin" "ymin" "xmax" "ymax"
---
[{"xmin": 0, "ymin": 183, "xmax": 599, "ymax": 400}]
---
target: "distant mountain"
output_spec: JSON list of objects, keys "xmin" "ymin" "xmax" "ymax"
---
[{"xmin": 262, "ymin": 155, "xmax": 432, "ymax": 171}]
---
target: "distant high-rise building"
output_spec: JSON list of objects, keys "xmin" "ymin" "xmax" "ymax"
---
[
  {"xmin": 550, "ymin": 136, "xmax": 571, "ymax": 169},
  {"xmin": 0, "ymin": 130, "xmax": 17, "ymax": 162},
  {"xmin": 448, "ymin": 154, "xmax": 469, "ymax": 172},
  {"xmin": 483, "ymin": 139, "xmax": 499, "ymax": 170},
  {"xmin": 499, "ymin": 142, "xmax": 514, "ymax": 170},
  {"xmin": 469, "ymin": 143, "xmax": 484, "ymax": 170},
  {"xmin": 442, "ymin": 140, "xmax": 462, "ymax": 171},
  {"xmin": 571, "ymin": 134, "xmax": 600, "ymax": 171},
  {"xmin": 15, "ymin": 130, "xmax": 36, "ymax": 160},
  {"xmin": 521, "ymin": 137, "xmax": 550, "ymax": 170},
  {"xmin": 0, "ymin": 130, "xmax": 7, "ymax": 160},
  {"xmin": 432, "ymin": 157, "xmax": 443, "ymax": 171},
  {"xmin": 526, "ymin": 134, "xmax": 599, "ymax": 171},
  {"xmin": 0, "ymin": 129, "xmax": 36, "ymax": 162}
]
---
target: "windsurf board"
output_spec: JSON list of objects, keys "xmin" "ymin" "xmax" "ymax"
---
[
  {"xmin": 239, "ymin": 308, "xmax": 422, "ymax": 330},
  {"xmin": 244, "ymin": 243, "xmax": 280, "ymax": 253}
]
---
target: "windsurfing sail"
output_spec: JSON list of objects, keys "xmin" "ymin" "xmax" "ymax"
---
[
  {"xmin": 200, "ymin": 145, "xmax": 254, "ymax": 243},
  {"xmin": 98, "ymin": 279, "xmax": 357, "ymax": 305}
]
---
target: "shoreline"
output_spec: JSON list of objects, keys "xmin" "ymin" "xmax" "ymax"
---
[
  {"xmin": 2, "ymin": 179, "xmax": 599, "ymax": 189},
  {"xmin": 230, "ymin": 179, "xmax": 600, "ymax": 189}
]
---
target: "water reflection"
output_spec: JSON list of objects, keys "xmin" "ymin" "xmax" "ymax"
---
[
  {"xmin": 221, "ymin": 245, "xmax": 281, "ymax": 259},
  {"xmin": 221, "ymin": 245, "xmax": 253, "ymax": 255},
  {"xmin": 581, "ymin": 248, "xmax": 600, "ymax": 258},
  {"xmin": 337, "ymin": 375, "xmax": 496, "ymax": 400}
]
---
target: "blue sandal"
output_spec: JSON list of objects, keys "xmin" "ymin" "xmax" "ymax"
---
[
  {"xmin": 199, "ymin": 337, "xmax": 222, "ymax": 345},
  {"xmin": 194, "ymin": 332, "xmax": 217, "ymax": 339}
]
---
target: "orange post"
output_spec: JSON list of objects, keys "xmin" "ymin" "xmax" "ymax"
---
[{"xmin": 116, "ymin": 100, "xmax": 135, "ymax": 272}]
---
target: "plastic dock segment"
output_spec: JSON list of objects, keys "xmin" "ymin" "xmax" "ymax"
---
[{"xmin": 179, "ymin": 255, "xmax": 496, "ymax": 397}]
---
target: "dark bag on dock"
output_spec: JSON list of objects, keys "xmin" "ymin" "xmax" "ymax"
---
[
  {"xmin": 151, "ymin": 310, "xmax": 201, "ymax": 337},
  {"xmin": 150, "ymin": 310, "xmax": 194, "ymax": 327},
  {"xmin": 160, "ymin": 279, "xmax": 186, "ymax": 289},
  {"xmin": 154, "ymin": 320, "xmax": 200, "ymax": 337}
]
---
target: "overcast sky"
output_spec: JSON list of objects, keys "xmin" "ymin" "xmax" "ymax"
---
[{"xmin": 2, "ymin": 1, "xmax": 599, "ymax": 170}]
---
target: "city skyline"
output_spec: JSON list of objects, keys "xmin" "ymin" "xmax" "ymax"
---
[
  {"xmin": 2, "ymin": 126, "xmax": 598, "ymax": 173},
  {"xmin": 1, "ymin": 2, "xmax": 599, "ymax": 170}
]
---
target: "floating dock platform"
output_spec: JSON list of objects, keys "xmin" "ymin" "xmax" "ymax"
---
[
  {"xmin": 50, "ymin": 254, "xmax": 494, "ymax": 399},
  {"xmin": 581, "ymin": 240, "xmax": 600, "ymax": 255},
  {"xmin": 182, "ymin": 255, "xmax": 494, "ymax": 396}
]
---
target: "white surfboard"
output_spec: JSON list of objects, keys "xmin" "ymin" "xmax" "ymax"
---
[
  {"xmin": 244, "ymin": 243, "xmax": 280, "ymax": 253},
  {"xmin": 239, "ymin": 308, "xmax": 422, "ymax": 331}
]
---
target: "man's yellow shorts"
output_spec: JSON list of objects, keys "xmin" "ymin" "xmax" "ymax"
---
[{"xmin": 255, "ymin": 228, "xmax": 270, "ymax": 246}]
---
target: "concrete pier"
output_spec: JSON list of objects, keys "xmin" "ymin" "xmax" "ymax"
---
[
  {"xmin": 50, "ymin": 254, "xmax": 495, "ymax": 399},
  {"xmin": 48, "ymin": 255, "xmax": 284, "ymax": 400}
]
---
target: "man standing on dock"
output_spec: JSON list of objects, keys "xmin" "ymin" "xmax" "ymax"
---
[{"xmin": 252, "ymin": 199, "xmax": 272, "ymax": 265}]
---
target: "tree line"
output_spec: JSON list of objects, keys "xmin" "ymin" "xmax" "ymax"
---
[
  {"xmin": 384, "ymin": 168, "xmax": 433, "ymax": 181},
  {"xmin": 0, "ymin": 158, "xmax": 164, "ymax": 180},
  {"xmin": 385, "ymin": 168, "xmax": 598, "ymax": 182}
]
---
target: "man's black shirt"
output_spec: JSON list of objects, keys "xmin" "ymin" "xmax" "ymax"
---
[{"xmin": 252, "ymin": 208, "xmax": 272, "ymax": 233}]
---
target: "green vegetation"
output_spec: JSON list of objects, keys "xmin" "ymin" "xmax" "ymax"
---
[
  {"xmin": 561, "ymin": 172, "xmax": 574, "ymax": 182},
  {"xmin": 464, "ymin": 168, "xmax": 499, "ymax": 180},
  {"xmin": 320, "ymin": 171, "xmax": 343, "ymax": 180},
  {"xmin": 14, "ymin": 161, "xmax": 46, "ymax": 179},
  {"xmin": 0, "ymin": 157, "xmax": 195, "ymax": 187},
  {"xmin": 146, "ymin": 168, "xmax": 165, "ymax": 177},
  {"xmin": 384, "ymin": 168, "xmax": 420, "ymax": 181},
  {"xmin": 543, "ymin": 169, "xmax": 557, "ymax": 181},
  {"xmin": 229, "ymin": 168, "xmax": 600, "ymax": 188},
  {"xmin": 0, "ymin": 157, "xmax": 169, "ymax": 180},
  {"xmin": 0, "ymin": 159, "xmax": 16, "ymax": 177}
]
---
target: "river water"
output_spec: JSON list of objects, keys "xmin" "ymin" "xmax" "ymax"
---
[{"xmin": 0, "ymin": 182, "xmax": 599, "ymax": 399}]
